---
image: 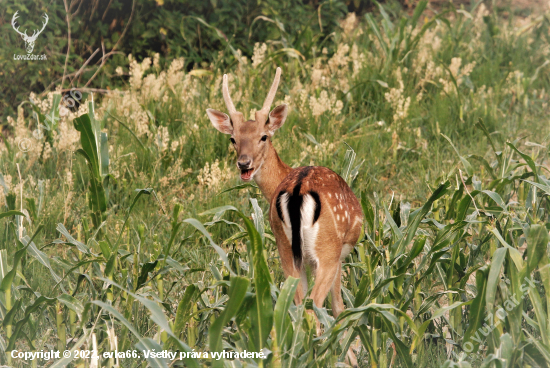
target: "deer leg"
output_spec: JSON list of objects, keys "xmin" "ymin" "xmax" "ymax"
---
[
  {"xmin": 331, "ymin": 262, "xmax": 345, "ymax": 318},
  {"xmin": 309, "ymin": 260, "xmax": 340, "ymax": 335},
  {"xmin": 330, "ymin": 262, "xmax": 358, "ymax": 367},
  {"xmin": 277, "ymin": 241, "xmax": 306, "ymax": 305}
]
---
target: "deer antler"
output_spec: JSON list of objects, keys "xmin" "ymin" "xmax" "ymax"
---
[
  {"xmin": 255, "ymin": 67, "xmax": 282, "ymax": 124},
  {"xmin": 222, "ymin": 74, "xmax": 243, "ymax": 123},
  {"xmin": 11, "ymin": 11, "xmax": 28, "ymax": 38},
  {"xmin": 29, "ymin": 13, "xmax": 48, "ymax": 41}
]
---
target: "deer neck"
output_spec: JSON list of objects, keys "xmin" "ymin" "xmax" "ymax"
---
[{"xmin": 254, "ymin": 142, "xmax": 292, "ymax": 203}]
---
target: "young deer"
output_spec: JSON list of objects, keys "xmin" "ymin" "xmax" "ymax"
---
[{"xmin": 207, "ymin": 68, "xmax": 363, "ymax": 365}]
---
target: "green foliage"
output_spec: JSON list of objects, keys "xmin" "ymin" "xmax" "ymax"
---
[
  {"xmin": 1, "ymin": 0, "xmax": 347, "ymax": 119},
  {"xmin": 2, "ymin": 2, "xmax": 550, "ymax": 367}
]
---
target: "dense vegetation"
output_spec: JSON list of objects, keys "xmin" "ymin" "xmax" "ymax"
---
[
  {"xmin": 0, "ymin": 0, "xmax": 354, "ymax": 119},
  {"xmin": 1, "ymin": 0, "xmax": 550, "ymax": 367}
]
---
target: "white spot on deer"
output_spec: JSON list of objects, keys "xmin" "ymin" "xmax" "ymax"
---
[
  {"xmin": 328, "ymin": 193, "xmax": 331, "ymax": 198},
  {"xmin": 278, "ymin": 192, "xmax": 293, "ymax": 245},
  {"xmin": 337, "ymin": 214, "xmax": 340, "ymax": 221},
  {"xmin": 301, "ymin": 194, "xmax": 320, "ymax": 266}
]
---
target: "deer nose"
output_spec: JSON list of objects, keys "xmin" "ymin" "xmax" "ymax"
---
[{"xmin": 237, "ymin": 156, "xmax": 252, "ymax": 169}]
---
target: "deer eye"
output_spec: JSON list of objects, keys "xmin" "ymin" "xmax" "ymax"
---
[
  {"xmin": 230, "ymin": 137, "xmax": 236, "ymax": 144},
  {"xmin": 261, "ymin": 135, "xmax": 268, "ymax": 142}
]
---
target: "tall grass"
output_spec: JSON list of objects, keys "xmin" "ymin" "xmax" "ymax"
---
[{"xmin": 1, "ymin": 2, "xmax": 550, "ymax": 367}]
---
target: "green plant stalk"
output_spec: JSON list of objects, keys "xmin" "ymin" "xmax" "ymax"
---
[
  {"xmin": 107, "ymin": 283, "xmax": 114, "ymax": 303},
  {"xmin": 188, "ymin": 304, "xmax": 197, "ymax": 348},
  {"xmin": 6, "ymin": 286, "xmax": 11, "ymax": 337},
  {"xmin": 133, "ymin": 249, "xmax": 139, "ymax": 289},
  {"xmin": 519, "ymin": 181, "xmax": 525, "ymax": 203},
  {"xmin": 490, "ymin": 237, "xmax": 497, "ymax": 258},
  {"xmin": 413, "ymin": 281, "xmax": 425, "ymax": 357},
  {"xmin": 433, "ymin": 200, "xmax": 440, "ymax": 221},
  {"xmin": 372, "ymin": 314, "xmax": 378, "ymax": 368},
  {"xmin": 121, "ymin": 247, "xmax": 139, "ymax": 351},
  {"xmin": 56, "ymin": 302, "xmax": 66, "ymax": 352},
  {"xmin": 120, "ymin": 293, "xmax": 135, "ymax": 351},
  {"xmin": 351, "ymin": 265, "xmax": 358, "ymax": 293},
  {"xmin": 366, "ymin": 250, "xmax": 374, "ymax": 292},
  {"xmin": 6, "ymin": 285, "xmax": 12, "ymax": 365},
  {"xmin": 69, "ymin": 309, "xmax": 76, "ymax": 336},
  {"xmin": 358, "ymin": 243, "xmax": 366, "ymax": 263},
  {"xmin": 380, "ymin": 331, "xmax": 388, "ymax": 368},
  {"xmin": 270, "ymin": 326, "xmax": 281, "ymax": 367}
]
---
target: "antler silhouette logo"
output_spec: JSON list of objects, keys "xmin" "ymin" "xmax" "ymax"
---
[{"xmin": 11, "ymin": 11, "xmax": 49, "ymax": 54}]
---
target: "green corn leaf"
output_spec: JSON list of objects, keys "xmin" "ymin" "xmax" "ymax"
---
[
  {"xmin": 250, "ymin": 198, "xmax": 265, "ymax": 243},
  {"xmin": 233, "ymin": 210, "xmax": 273, "ymax": 353},
  {"xmin": 49, "ymin": 330, "xmax": 90, "ymax": 368},
  {"xmin": 135, "ymin": 260, "xmax": 158, "ymax": 291},
  {"xmin": 96, "ymin": 278, "xmax": 199, "ymax": 367},
  {"xmin": 2, "ymin": 299, "xmax": 22, "ymax": 329},
  {"xmin": 415, "ymin": 291, "xmax": 460, "ymax": 317},
  {"xmin": 523, "ymin": 179, "xmax": 550, "ymax": 196},
  {"xmin": 524, "ymin": 224, "xmax": 549, "ymax": 277},
  {"xmin": 524, "ymin": 329, "xmax": 550, "ymax": 362},
  {"xmin": 184, "ymin": 218, "xmax": 236, "ymax": 276},
  {"xmin": 173, "ymin": 284, "xmax": 197, "ymax": 339},
  {"xmin": 397, "ymin": 235, "xmax": 426, "ymax": 274},
  {"xmin": 91, "ymin": 300, "xmax": 170, "ymax": 368},
  {"xmin": 210, "ymin": 276, "xmax": 250, "ymax": 354},
  {"xmin": 475, "ymin": 118, "xmax": 502, "ymax": 166},
  {"xmin": 383, "ymin": 318, "xmax": 414, "ymax": 368},
  {"xmin": 1, "ymin": 226, "xmax": 43, "ymax": 292},
  {"xmin": 482, "ymin": 190, "xmax": 507, "ymax": 211},
  {"xmin": 98, "ymin": 240, "xmax": 111, "ymax": 259},
  {"xmin": 507, "ymin": 142, "xmax": 538, "ymax": 181},
  {"xmin": 56, "ymin": 223, "xmax": 90, "ymax": 254},
  {"xmin": 7, "ymin": 295, "xmax": 57, "ymax": 350},
  {"xmin": 57, "ymin": 294, "xmax": 84, "ymax": 319},
  {"xmin": 0, "ymin": 210, "xmax": 25, "ymax": 220},
  {"xmin": 411, "ymin": 300, "xmax": 472, "ymax": 353},
  {"xmin": 353, "ymin": 274, "xmax": 371, "ymax": 307},
  {"xmin": 486, "ymin": 247, "xmax": 507, "ymax": 311},
  {"xmin": 528, "ymin": 284, "xmax": 548, "ymax": 346},
  {"xmin": 355, "ymin": 324, "xmax": 378, "ymax": 365},
  {"xmin": 462, "ymin": 266, "xmax": 489, "ymax": 355},
  {"xmin": 115, "ymin": 188, "xmax": 154, "ymax": 249},
  {"xmin": 397, "ymin": 181, "xmax": 450, "ymax": 255},
  {"xmin": 274, "ymin": 277, "xmax": 299, "ymax": 347},
  {"xmin": 441, "ymin": 134, "xmax": 473, "ymax": 176},
  {"xmin": 361, "ymin": 191, "xmax": 375, "ymax": 236},
  {"xmin": 217, "ymin": 183, "xmax": 258, "ymax": 196},
  {"xmin": 24, "ymin": 236, "xmax": 62, "ymax": 284}
]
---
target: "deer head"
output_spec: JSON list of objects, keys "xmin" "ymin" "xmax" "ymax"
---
[
  {"xmin": 207, "ymin": 67, "xmax": 288, "ymax": 181},
  {"xmin": 12, "ymin": 11, "xmax": 49, "ymax": 54}
]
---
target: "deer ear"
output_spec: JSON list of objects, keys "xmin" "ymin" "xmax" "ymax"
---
[
  {"xmin": 206, "ymin": 109, "xmax": 233, "ymax": 134},
  {"xmin": 267, "ymin": 104, "xmax": 288, "ymax": 135}
]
